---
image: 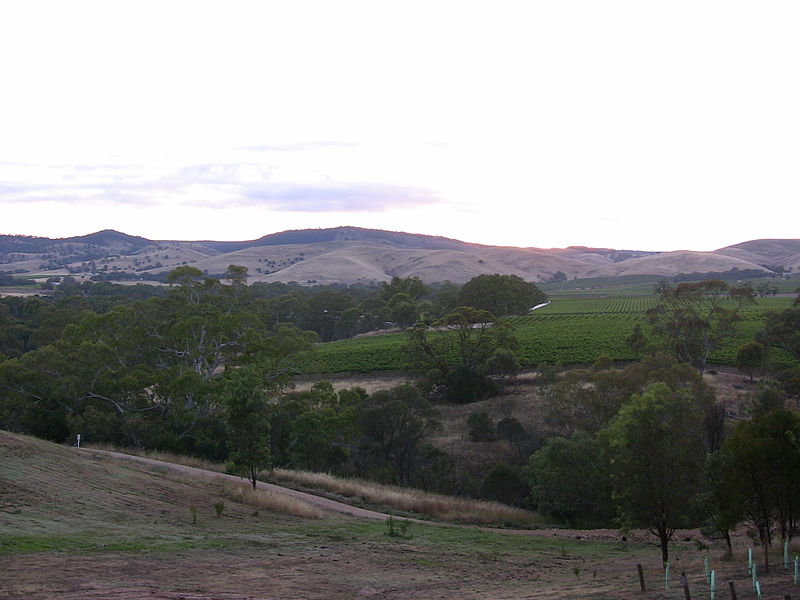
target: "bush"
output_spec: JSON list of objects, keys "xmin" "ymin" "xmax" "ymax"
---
[
  {"xmin": 480, "ymin": 463, "xmax": 530, "ymax": 507},
  {"xmin": 467, "ymin": 412, "xmax": 496, "ymax": 442}
]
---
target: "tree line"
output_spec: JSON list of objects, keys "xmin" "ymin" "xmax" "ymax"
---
[{"xmin": 2, "ymin": 269, "xmax": 799, "ymax": 567}]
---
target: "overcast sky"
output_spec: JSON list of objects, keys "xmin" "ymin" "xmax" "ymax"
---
[{"xmin": 2, "ymin": 1, "xmax": 798, "ymax": 251}]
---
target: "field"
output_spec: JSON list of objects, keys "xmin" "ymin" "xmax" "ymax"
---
[
  {"xmin": 6, "ymin": 429, "xmax": 800, "ymax": 599},
  {"xmin": 540, "ymin": 274, "xmax": 800, "ymax": 298},
  {"xmin": 305, "ymin": 296, "xmax": 795, "ymax": 374}
]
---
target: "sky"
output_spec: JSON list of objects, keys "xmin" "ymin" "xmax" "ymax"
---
[{"xmin": 1, "ymin": 1, "xmax": 798, "ymax": 252}]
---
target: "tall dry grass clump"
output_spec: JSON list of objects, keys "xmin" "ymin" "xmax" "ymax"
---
[
  {"xmin": 221, "ymin": 480, "xmax": 324, "ymax": 519},
  {"xmin": 271, "ymin": 469, "xmax": 537, "ymax": 526}
]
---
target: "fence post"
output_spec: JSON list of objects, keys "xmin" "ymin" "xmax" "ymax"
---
[
  {"xmin": 637, "ymin": 563, "xmax": 646, "ymax": 592},
  {"xmin": 680, "ymin": 572, "xmax": 691, "ymax": 600},
  {"xmin": 728, "ymin": 580, "xmax": 737, "ymax": 600}
]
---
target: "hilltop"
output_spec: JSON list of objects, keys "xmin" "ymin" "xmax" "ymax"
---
[{"xmin": 0, "ymin": 226, "xmax": 794, "ymax": 285}]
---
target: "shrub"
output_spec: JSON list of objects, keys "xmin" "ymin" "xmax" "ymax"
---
[{"xmin": 467, "ymin": 412, "xmax": 496, "ymax": 442}]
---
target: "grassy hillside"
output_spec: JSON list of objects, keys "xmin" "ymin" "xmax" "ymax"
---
[{"xmin": 2, "ymin": 429, "xmax": 691, "ymax": 599}]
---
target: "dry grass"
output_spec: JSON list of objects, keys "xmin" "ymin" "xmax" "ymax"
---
[
  {"xmin": 270, "ymin": 469, "xmax": 538, "ymax": 527},
  {"xmin": 87, "ymin": 444, "xmax": 323, "ymax": 519},
  {"xmin": 86, "ymin": 443, "xmax": 227, "ymax": 473},
  {"xmin": 220, "ymin": 480, "xmax": 324, "ymax": 519}
]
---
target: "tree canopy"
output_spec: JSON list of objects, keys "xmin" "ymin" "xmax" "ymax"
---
[
  {"xmin": 457, "ymin": 274, "xmax": 546, "ymax": 317},
  {"xmin": 601, "ymin": 382, "xmax": 710, "ymax": 563}
]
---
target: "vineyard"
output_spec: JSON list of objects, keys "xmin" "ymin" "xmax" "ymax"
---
[{"xmin": 304, "ymin": 296, "xmax": 796, "ymax": 374}]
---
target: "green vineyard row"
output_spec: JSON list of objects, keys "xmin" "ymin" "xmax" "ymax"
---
[{"xmin": 302, "ymin": 296, "xmax": 795, "ymax": 374}]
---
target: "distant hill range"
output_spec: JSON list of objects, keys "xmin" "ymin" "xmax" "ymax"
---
[{"xmin": 1, "ymin": 227, "xmax": 798, "ymax": 285}]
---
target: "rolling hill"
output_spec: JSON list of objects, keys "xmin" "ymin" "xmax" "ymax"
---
[{"xmin": 0, "ymin": 226, "xmax": 794, "ymax": 285}]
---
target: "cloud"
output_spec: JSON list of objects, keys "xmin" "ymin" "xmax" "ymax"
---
[
  {"xmin": 232, "ymin": 182, "xmax": 440, "ymax": 211},
  {"xmin": 241, "ymin": 141, "xmax": 358, "ymax": 153},
  {"xmin": 0, "ymin": 160, "xmax": 440, "ymax": 213}
]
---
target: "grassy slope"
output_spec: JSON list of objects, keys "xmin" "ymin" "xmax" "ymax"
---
[{"xmin": 3, "ymin": 430, "xmax": 678, "ymax": 600}]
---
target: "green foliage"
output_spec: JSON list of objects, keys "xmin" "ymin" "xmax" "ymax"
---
[
  {"xmin": 467, "ymin": 412, "xmax": 496, "ymax": 442},
  {"xmin": 222, "ymin": 366, "xmax": 272, "ymax": 489},
  {"xmin": 644, "ymin": 279, "xmax": 755, "ymax": 372},
  {"xmin": 458, "ymin": 274, "xmax": 546, "ymax": 317},
  {"xmin": 540, "ymin": 353, "xmax": 714, "ymax": 437},
  {"xmin": 748, "ymin": 379, "xmax": 787, "ymax": 417},
  {"xmin": 486, "ymin": 349, "xmax": 521, "ymax": 378},
  {"xmin": 304, "ymin": 296, "xmax": 795, "ymax": 374},
  {"xmin": 214, "ymin": 500, "xmax": 225, "ymax": 516},
  {"xmin": 495, "ymin": 417, "xmax": 530, "ymax": 456},
  {"xmin": 716, "ymin": 409, "xmax": 800, "ymax": 570},
  {"xmin": 405, "ymin": 306, "xmax": 516, "ymax": 402},
  {"xmin": 763, "ymin": 301, "xmax": 800, "ymax": 360},
  {"xmin": 736, "ymin": 341, "xmax": 766, "ymax": 382},
  {"xmin": 385, "ymin": 515, "xmax": 412, "ymax": 537},
  {"xmin": 357, "ymin": 386, "xmax": 441, "ymax": 486},
  {"xmin": 524, "ymin": 433, "xmax": 612, "ymax": 526},
  {"xmin": 601, "ymin": 382, "xmax": 710, "ymax": 563},
  {"xmin": 380, "ymin": 276, "xmax": 429, "ymax": 302},
  {"xmin": 480, "ymin": 463, "xmax": 530, "ymax": 507}
]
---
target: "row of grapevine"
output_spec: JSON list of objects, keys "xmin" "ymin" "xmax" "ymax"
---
[{"xmin": 302, "ymin": 296, "xmax": 795, "ymax": 374}]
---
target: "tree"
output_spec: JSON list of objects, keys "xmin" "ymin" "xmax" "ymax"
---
[
  {"xmin": 467, "ymin": 411, "xmax": 496, "ymax": 441},
  {"xmin": 387, "ymin": 293, "xmax": 420, "ymax": 329},
  {"xmin": 736, "ymin": 341, "xmax": 766, "ymax": 383},
  {"xmin": 357, "ymin": 385, "xmax": 440, "ymax": 486},
  {"xmin": 601, "ymin": 383, "xmax": 709, "ymax": 564},
  {"xmin": 717, "ymin": 409, "xmax": 800, "ymax": 571},
  {"xmin": 380, "ymin": 276, "xmax": 429, "ymax": 302},
  {"xmin": 524, "ymin": 433, "xmax": 612, "ymax": 526},
  {"xmin": 480, "ymin": 463, "xmax": 530, "ymax": 506},
  {"xmin": 405, "ymin": 306, "xmax": 518, "ymax": 402},
  {"xmin": 458, "ymin": 274, "xmax": 546, "ymax": 317},
  {"xmin": 644, "ymin": 279, "xmax": 755, "ymax": 372},
  {"xmin": 222, "ymin": 366, "xmax": 272, "ymax": 489},
  {"xmin": 486, "ymin": 348, "xmax": 521, "ymax": 379},
  {"xmin": 225, "ymin": 264, "xmax": 249, "ymax": 287},
  {"xmin": 496, "ymin": 417, "xmax": 530, "ymax": 457}
]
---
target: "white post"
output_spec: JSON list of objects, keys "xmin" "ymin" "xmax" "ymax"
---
[{"xmin": 77, "ymin": 433, "xmax": 81, "ymax": 448}]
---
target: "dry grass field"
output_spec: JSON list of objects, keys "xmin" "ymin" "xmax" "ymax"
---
[{"xmin": 4, "ymin": 429, "xmax": 800, "ymax": 599}]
